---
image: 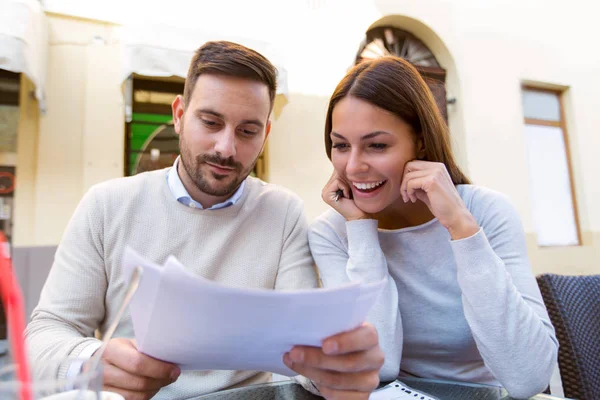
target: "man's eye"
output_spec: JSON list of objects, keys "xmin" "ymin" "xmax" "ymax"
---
[{"xmin": 202, "ymin": 119, "xmax": 218, "ymax": 126}]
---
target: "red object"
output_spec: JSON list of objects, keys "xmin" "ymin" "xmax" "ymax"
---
[{"xmin": 0, "ymin": 232, "xmax": 32, "ymax": 400}]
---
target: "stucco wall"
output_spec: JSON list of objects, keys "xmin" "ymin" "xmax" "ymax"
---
[{"xmin": 12, "ymin": 1, "xmax": 600, "ymax": 275}]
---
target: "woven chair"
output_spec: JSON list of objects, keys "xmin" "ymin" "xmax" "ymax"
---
[{"xmin": 536, "ymin": 274, "xmax": 600, "ymax": 400}]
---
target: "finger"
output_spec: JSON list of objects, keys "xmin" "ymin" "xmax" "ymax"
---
[
  {"xmin": 340, "ymin": 180, "xmax": 352, "ymax": 201},
  {"xmin": 400, "ymin": 170, "xmax": 430, "ymax": 203},
  {"xmin": 103, "ymin": 385, "xmax": 159, "ymax": 400},
  {"xmin": 405, "ymin": 161, "xmax": 451, "ymax": 185},
  {"xmin": 104, "ymin": 339, "xmax": 180, "ymax": 380},
  {"xmin": 322, "ymin": 173, "xmax": 337, "ymax": 201},
  {"xmin": 322, "ymin": 323, "xmax": 379, "ymax": 355},
  {"xmin": 414, "ymin": 190, "xmax": 431, "ymax": 206},
  {"xmin": 403, "ymin": 160, "xmax": 437, "ymax": 173},
  {"xmin": 404, "ymin": 175, "xmax": 436, "ymax": 203},
  {"xmin": 319, "ymin": 385, "xmax": 373, "ymax": 400},
  {"xmin": 323, "ymin": 178, "xmax": 351, "ymax": 204},
  {"xmin": 331, "ymin": 172, "xmax": 353, "ymax": 200},
  {"xmin": 335, "ymin": 176, "xmax": 352, "ymax": 201},
  {"xmin": 103, "ymin": 362, "xmax": 175, "ymax": 392},
  {"xmin": 324, "ymin": 185, "xmax": 342, "ymax": 204},
  {"xmin": 284, "ymin": 354, "xmax": 379, "ymax": 392},
  {"xmin": 287, "ymin": 345, "xmax": 384, "ymax": 373},
  {"xmin": 323, "ymin": 173, "xmax": 337, "ymax": 192},
  {"xmin": 323, "ymin": 174, "xmax": 341, "ymax": 201}
]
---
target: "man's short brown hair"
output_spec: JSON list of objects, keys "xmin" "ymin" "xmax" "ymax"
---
[{"xmin": 183, "ymin": 41, "xmax": 277, "ymax": 110}]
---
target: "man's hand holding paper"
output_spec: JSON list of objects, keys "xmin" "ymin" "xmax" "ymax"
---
[
  {"xmin": 285, "ymin": 322, "xmax": 384, "ymax": 399},
  {"xmin": 122, "ymin": 247, "xmax": 385, "ymax": 393},
  {"xmin": 96, "ymin": 338, "xmax": 180, "ymax": 400}
]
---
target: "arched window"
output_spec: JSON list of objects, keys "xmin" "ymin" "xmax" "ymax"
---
[
  {"xmin": 356, "ymin": 26, "xmax": 449, "ymax": 121},
  {"xmin": 133, "ymin": 123, "xmax": 179, "ymax": 175}
]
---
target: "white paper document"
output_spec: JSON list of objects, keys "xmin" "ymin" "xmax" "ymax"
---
[{"xmin": 122, "ymin": 247, "xmax": 385, "ymax": 376}]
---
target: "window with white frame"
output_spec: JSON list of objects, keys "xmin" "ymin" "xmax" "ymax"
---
[{"xmin": 522, "ymin": 87, "xmax": 580, "ymax": 246}]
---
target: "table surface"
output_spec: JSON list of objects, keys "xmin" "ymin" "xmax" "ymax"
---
[
  {"xmin": 1, "ymin": 353, "xmax": 564, "ymax": 400},
  {"xmin": 191, "ymin": 377, "xmax": 565, "ymax": 400}
]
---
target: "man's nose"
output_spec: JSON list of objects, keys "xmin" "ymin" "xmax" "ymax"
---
[{"xmin": 213, "ymin": 128, "xmax": 236, "ymax": 159}]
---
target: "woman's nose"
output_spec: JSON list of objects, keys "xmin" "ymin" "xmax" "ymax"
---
[{"xmin": 346, "ymin": 151, "xmax": 369, "ymax": 175}]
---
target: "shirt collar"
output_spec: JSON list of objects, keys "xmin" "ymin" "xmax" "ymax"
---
[{"xmin": 167, "ymin": 157, "xmax": 245, "ymax": 210}]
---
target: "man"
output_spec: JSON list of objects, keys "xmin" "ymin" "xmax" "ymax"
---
[{"xmin": 26, "ymin": 41, "xmax": 383, "ymax": 400}]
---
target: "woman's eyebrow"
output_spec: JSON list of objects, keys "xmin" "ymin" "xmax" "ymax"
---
[{"xmin": 330, "ymin": 131, "xmax": 391, "ymax": 140}]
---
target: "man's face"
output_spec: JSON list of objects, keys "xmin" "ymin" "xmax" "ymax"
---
[{"xmin": 172, "ymin": 74, "xmax": 271, "ymax": 201}]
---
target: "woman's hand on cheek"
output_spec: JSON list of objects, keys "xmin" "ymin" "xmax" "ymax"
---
[
  {"xmin": 400, "ymin": 161, "xmax": 479, "ymax": 240},
  {"xmin": 322, "ymin": 172, "xmax": 372, "ymax": 222}
]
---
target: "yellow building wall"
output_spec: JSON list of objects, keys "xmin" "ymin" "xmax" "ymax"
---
[
  {"xmin": 15, "ymin": 3, "xmax": 599, "ymax": 276},
  {"xmin": 13, "ymin": 14, "xmax": 124, "ymax": 246},
  {"xmin": 13, "ymin": 76, "xmax": 40, "ymax": 246},
  {"xmin": 272, "ymin": 0, "xmax": 600, "ymax": 276}
]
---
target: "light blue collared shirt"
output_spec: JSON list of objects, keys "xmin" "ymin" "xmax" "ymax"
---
[
  {"xmin": 167, "ymin": 157, "xmax": 245, "ymax": 210},
  {"xmin": 65, "ymin": 158, "xmax": 245, "ymax": 379}
]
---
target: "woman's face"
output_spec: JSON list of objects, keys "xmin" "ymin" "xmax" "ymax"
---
[{"xmin": 330, "ymin": 96, "xmax": 420, "ymax": 214}]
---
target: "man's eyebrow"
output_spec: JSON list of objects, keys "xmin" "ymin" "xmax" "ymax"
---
[
  {"xmin": 239, "ymin": 119, "xmax": 264, "ymax": 128},
  {"xmin": 195, "ymin": 109, "xmax": 224, "ymax": 119},
  {"xmin": 195, "ymin": 109, "xmax": 264, "ymax": 128}
]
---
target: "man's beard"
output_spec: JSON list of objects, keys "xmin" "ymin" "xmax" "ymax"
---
[{"xmin": 179, "ymin": 133, "xmax": 258, "ymax": 197}]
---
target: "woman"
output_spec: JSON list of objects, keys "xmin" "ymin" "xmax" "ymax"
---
[{"xmin": 309, "ymin": 56, "xmax": 558, "ymax": 399}]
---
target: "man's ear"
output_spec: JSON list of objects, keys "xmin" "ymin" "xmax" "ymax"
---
[
  {"xmin": 265, "ymin": 120, "xmax": 272, "ymax": 139},
  {"xmin": 172, "ymin": 95, "xmax": 185, "ymax": 135}
]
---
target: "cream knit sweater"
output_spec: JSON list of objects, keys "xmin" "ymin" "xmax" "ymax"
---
[{"xmin": 26, "ymin": 169, "xmax": 318, "ymax": 399}]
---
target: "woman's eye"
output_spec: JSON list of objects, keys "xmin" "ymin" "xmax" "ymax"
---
[
  {"xmin": 370, "ymin": 143, "xmax": 387, "ymax": 150},
  {"xmin": 332, "ymin": 143, "xmax": 349, "ymax": 150}
]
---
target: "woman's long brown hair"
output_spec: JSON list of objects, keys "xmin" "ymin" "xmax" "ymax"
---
[{"xmin": 324, "ymin": 56, "xmax": 470, "ymax": 185}]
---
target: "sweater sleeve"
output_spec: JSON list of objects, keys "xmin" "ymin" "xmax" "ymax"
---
[
  {"xmin": 451, "ymin": 192, "xmax": 558, "ymax": 399},
  {"xmin": 25, "ymin": 187, "xmax": 106, "ymax": 379},
  {"xmin": 274, "ymin": 197, "xmax": 319, "ymax": 290},
  {"xmin": 308, "ymin": 216, "xmax": 402, "ymax": 382}
]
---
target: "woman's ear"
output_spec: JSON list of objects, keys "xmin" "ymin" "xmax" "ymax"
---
[{"xmin": 416, "ymin": 137, "xmax": 426, "ymax": 160}]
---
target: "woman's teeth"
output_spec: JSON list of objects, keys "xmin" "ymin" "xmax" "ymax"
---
[{"xmin": 352, "ymin": 181, "xmax": 385, "ymax": 190}]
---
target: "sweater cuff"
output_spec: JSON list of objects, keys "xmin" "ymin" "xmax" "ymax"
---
[
  {"xmin": 58, "ymin": 338, "xmax": 102, "ymax": 379},
  {"xmin": 345, "ymin": 219, "xmax": 387, "ymax": 282},
  {"xmin": 346, "ymin": 219, "xmax": 380, "ymax": 257},
  {"xmin": 65, "ymin": 341, "xmax": 103, "ymax": 379},
  {"xmin": 450, "ymin": 227, "xmax": 501, "ymax": 276}
]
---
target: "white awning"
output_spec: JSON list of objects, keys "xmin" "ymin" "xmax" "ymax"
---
[
  {"xmin": 121, "ymin": 23, "xmax": 289, "ymax": 119},
  {"xmin": 0, "ymin": 0, "xmax": 48, "ymax": 111}
]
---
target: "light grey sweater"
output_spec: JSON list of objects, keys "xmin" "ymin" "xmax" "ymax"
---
[
  {"xmin": 308, "ymin": 185, "xmax": 558, "ymax": 399},
  {"xmin": 26, "ymin": 169, "xmax": 318, "ymax": 400}
]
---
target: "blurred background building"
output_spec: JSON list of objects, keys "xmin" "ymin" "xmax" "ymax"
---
[{"xmin": 1, "ymin": 0, "xmax": 599, "ymax": 329}]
